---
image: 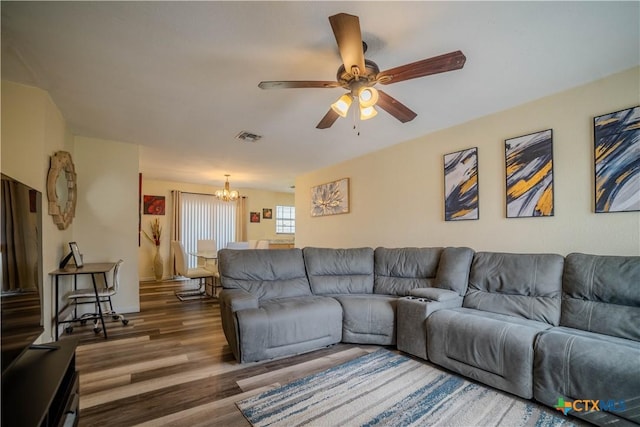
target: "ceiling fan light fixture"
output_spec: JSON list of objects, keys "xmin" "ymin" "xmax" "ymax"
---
[
  {"xmin": 214, "ymin": 174, "xmax": 239, "ymax": 202},
  {"xmin": 357, "ymin": 87, "xmax": 378, "ymax": 108},
  {"xmin": 360, "ymin": 105, "xmax": 378, "ymax": 120},
  {"xmin": 331, "ymin": 94, "xmax": 352, "ymax": 118}
]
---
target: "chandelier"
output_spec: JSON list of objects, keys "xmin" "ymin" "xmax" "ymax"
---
[{"xmin": 214, "ymin": 174, "xmax": 239, "ymax": 202}]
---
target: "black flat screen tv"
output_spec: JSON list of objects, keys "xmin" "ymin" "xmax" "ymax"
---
[{"xmin": 1, "ymin": 173, "xmax": 44, "ymax": 375}]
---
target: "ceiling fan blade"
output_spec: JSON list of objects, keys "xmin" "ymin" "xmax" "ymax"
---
[
  {"xmin": 329, "ymin": 13, "xmax": 366, "ymax": 77},
  {"xmin": 377, "ymin": 50, "xmax": 466, "ymax": 85},
  {"xmin": 376, "ymin": 90, "xmax": 417, "ymax": 123},
  {"xmin": 259, "ymin": 81, "xmax": 341, "ymax": 89},
  {"xmin": 316, "ymin": 109, "xmax": 340, "ymax": 129}
]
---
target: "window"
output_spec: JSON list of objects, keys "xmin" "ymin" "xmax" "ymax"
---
[
  {"xmin": 181, "ymin": 193, "xmax": 236, "ymax": 268},
  {"xmin": 275, "ymin": 205, "xmax": 295, "ymax": 234}
]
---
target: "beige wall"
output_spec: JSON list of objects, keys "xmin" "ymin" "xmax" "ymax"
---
[
  {"xmin": 242, "ymin": 188, "xmax": 295, "ymax": 242},
  {"xmin": 73, "ymin": 136, "xmax": 140, "ymax": 313},
  {"xmin": 139, "ymin": 178, "xmax": 294, "ymax": 281},
  {"xmin": 296, "ymin": 67, "xmax": 640, "ymax": 256},
  {"xmin": 2, "ymin": 81, "xmax": 141, "ymax": 342}
]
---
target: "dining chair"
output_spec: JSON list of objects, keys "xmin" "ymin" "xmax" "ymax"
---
[
  {"xmin": 226, "ymin": 241, "xmax": 250, "ymax": 249},
  {"xmin": 256, "ymin": 240, "xmax": 270, "ymax": 249},
  {"xmin": 171, "ymin": 240, "xmax": 216, "ymax": 301},
  {"xmin": 197, "ymin": 239, "xmax": 221, "ymax": 296},
  {"xmin": 248, "ymin": 239, "xmax": 258, "ymax": 249},
  {"xmin": 196, "ymin": 239, "xmax": 217, "ymax": 268}
]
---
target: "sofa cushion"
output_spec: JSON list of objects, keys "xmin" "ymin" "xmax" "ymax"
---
[
  {"xmin": 434, "ymin": 247, "xmax": 475, "ymax": 295},
  {"xmin": 534, "ymin": 326, "xmax": 640, "ymax": 425},
  {"xmin": 236, "ymin": 296, "xmax": 343, "ymax": 363},
  {"xmin": 373, "ymin": 247, "xmax": 441, "ymax": 296},
  {"xmin": 427, "ymin": 307, "xmax": 553, "ymax": 399},
  {"xmin": 332, "ymin": 294, "xmax": 397, "ymax": 345},
  {"xmin": 303, "ymin": 247, "xmax": 374, "ymax": 295},
  {"xmin": 218, "ymin": 248, "xmax": 312, "ymax": 301},
  {"xmin": 561, "ymin": 253, "xmax": 640, "ymax": 341},
  {"xmin": 464, "ymin": 252, "xmax": 563, "ymax": 325}
]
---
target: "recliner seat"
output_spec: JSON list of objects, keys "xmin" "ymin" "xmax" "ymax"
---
[{"xmin": 427, "ymin": 252, "xmax": 564, "ymax": 399}]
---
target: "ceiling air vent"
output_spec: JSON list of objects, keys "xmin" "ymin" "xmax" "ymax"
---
[{"xmin": 235, "ymin": 131, "xmax": 262, "ymax": 143}]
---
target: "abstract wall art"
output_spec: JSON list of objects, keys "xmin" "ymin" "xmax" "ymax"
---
[
  {"xmin": 143, "ymin": 195, "xmax": 165, "ymax": 215},
  {"xmin": 505, "ymin": 129, "xmax": 554, "ymax": 218},
  {"xmin": 444, "ymin": 147, "xmax": 479, "ymax": 221},
  {"xmin": 311, "ymin": 177, "xmax": 350, "ymax": 217},
  {"xmin": 594, "ymin": 106, "xmax": 640, "ymax": 213}
]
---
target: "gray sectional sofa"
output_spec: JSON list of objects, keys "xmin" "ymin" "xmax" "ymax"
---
[
  {"xmin": 218, "ymin": 246, "xmax": 474, "ymax": 361},
  {"xmin": 217, "ymin": 247, "xmax": 639, "ymax": 426}
]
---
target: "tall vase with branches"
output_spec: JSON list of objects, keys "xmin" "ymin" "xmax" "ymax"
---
[{"xmin": 143, "ymin": 218, "xmax": 163, "ymax": 281}]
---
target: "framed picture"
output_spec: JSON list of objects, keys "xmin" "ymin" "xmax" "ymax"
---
[
  {"xmin": 444, "ymin": 147, "xmax": 479, "ymax": 221},
  {"xmin": 594, "ymin": 106, "xmax": 640, "ymax": 213},
  {"xmin": 262, "ymin": 208, "xmax": 273, "ymax": 219},
  {"xmin": 311, "ymin": 177, "xmax": 350, "ymax": 217},
  {"xmin": 505, "ymin": 129, "xmax": 554, "ymax": 218},
  {"xmin": 143, "ymin": 195, "xmax": 165, "ymax": 215},
  {"xmin": 250, "ymin": 211, "xmax": 260, "ymax": 223},
  {"xmin": 69, "ymin": 241, "xmax": 83, "ymax": 268}
]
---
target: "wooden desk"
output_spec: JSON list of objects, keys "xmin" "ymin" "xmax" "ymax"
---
[{"xmin": 50, "ymin": 262, "xmax": 116, "ymax": 340}]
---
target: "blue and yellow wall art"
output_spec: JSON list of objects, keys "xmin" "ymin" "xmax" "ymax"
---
[
  {"xmin": 594, "ymin": 106, "xmax": 639, "ymax": 213},
  {"xmin": 505, "ymin": 129, "xmax": 554, "ymax": 218},
  {"xmin": 444, "ymin": 147, "xmax": 479, "ymax": 221}
]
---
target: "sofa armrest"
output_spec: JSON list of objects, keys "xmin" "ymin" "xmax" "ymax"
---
[
  {"xmin": 220, "ymin": 288, "xmax": 259, "ymax": 312},
  {"xmin": 219, "ymin": 289, "xmax": 258, "ymax": 361},
  {"xmin": 397, "ymin": 295, "xmax": 463, "ymax": 359},
  {"xmin": 410, "ymin": 287, "xmax": 461, "ymax": 302}
]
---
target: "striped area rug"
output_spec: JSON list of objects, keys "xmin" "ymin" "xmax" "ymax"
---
[{"xmin": 236, "ymin": 349, "xmax": 582, "ymax": 427}]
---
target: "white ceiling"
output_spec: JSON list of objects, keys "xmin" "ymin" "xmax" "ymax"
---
[{"xmin": 2, "ymin": 1, "xmax": 639, "ymax": 192}]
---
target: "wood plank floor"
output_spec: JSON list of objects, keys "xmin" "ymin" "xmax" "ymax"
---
[{"xmin": 63, "ymin": 279, "xmax": 378, "ymax": 426}]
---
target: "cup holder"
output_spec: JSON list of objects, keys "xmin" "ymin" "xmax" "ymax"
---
[{"xmin": 404, "ymin": 296, "xmax": 430, "ymax": 303}]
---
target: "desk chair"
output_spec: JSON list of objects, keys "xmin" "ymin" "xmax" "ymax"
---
[
  {"xmin": 172, "ymin": 240, "xmax": 216, "ymax": 301},
  {"xmin": 64, "ymin": 259, "xmax": 129, "ymax": 335}
]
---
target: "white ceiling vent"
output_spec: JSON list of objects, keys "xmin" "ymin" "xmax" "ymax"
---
[{"xmin": 235, "ymin": 131, "xmax": 262, "ymax": 143}]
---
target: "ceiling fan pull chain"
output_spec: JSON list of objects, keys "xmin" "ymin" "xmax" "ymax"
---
[{"xmin": 352, "ymin": 102, "xmax": 360, "ymax": 136}]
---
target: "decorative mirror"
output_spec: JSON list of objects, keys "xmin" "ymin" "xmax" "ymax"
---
[{"xmin": 47, "ymin": 151, "xmax": 77, "ymax": 230}]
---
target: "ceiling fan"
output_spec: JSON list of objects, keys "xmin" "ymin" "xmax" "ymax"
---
[{"xmin": 258, "ymin": 13, "xmax": 466, "ymax": 129}]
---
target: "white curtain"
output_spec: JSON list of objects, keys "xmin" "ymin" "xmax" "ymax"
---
[
  {"xmin": 180, "ymin": 192, "xmax": 236, "ymax": 268},
  {"xmin": 235, "ymin": 196, "xmax": 247, "ymax": 242}
]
